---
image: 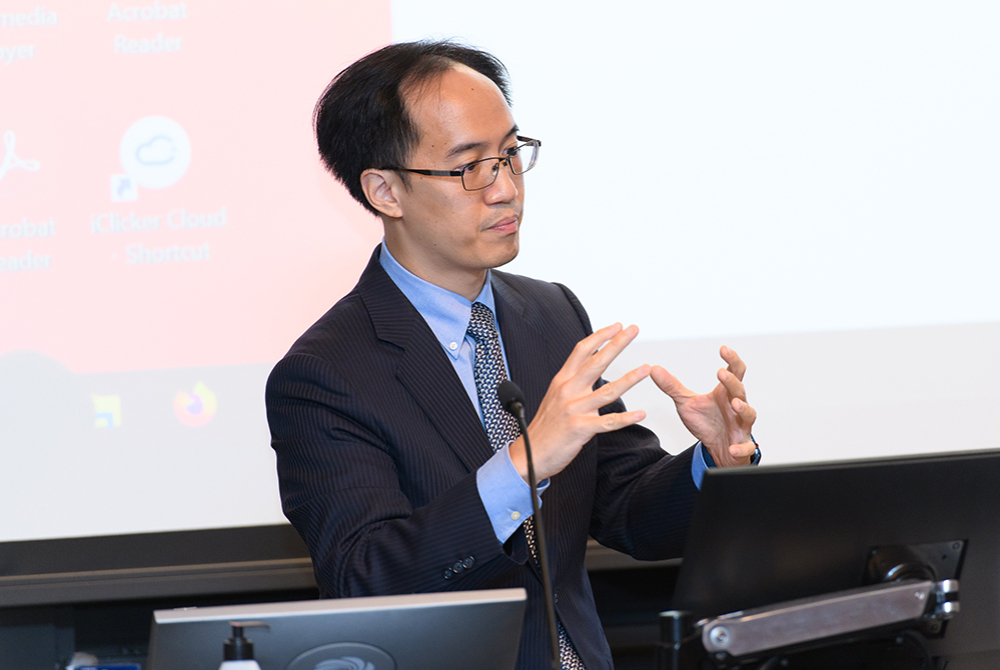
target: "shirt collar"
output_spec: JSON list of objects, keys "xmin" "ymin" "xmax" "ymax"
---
[{"xmin": 379, "ymin": 241, "xmax": 496, "ymax": 361}]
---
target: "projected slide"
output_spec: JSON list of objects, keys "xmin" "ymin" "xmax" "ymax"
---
[
  {"xmin": 2, "ymin": 1, "xmax": 998, "ymax": 545},
  {"xmin": 1, "ymin": 1, "xmax": 388, "ymax": 374},
  {"xmin": 0, "ymin": 1, "xmax": 388, "ymax": 542}
]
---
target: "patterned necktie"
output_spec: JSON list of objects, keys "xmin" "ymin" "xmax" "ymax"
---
[{"xmin": 466, "ymin": 301, "xmax": 586, "ymax": 670}]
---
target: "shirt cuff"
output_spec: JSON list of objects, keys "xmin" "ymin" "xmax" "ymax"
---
[
  {"xmin": 691, "ymin": 442, "xmax": 710, "ymax": 490},
  {"xmin": 693, "ymin": 438, "xmax": 762, "ymax": 489},
  {"xmin": 476, "ymin": 444, "xmax": 549, "ymax": 543}
]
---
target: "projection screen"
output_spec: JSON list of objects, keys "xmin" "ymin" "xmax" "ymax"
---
[{"xmin": 2, "ymin": 1, "xmax": 997, "ymax": 554}]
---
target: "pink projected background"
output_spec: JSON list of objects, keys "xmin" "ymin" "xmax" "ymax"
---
[{"xmin": 0, "ymin": 1, "xmax": 389, "ymax": 373}]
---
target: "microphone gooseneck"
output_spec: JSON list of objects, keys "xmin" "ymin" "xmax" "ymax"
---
[{"xmin": 497, "ymin": 379, "xmax": 561, "ymax": 670}]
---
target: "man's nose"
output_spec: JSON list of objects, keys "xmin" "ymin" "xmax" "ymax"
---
[{"xmin": 484, "ymin": 159, "xmax": 519, "ymax": 203}]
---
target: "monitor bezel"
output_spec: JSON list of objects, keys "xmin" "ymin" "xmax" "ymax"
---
[{"xmin": 147, "ymin": 587, "xmax": 527, "ymax": 670}]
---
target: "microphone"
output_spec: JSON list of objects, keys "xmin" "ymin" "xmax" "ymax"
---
[
  {"xmin": 497, "ymin": 380, "xmax": 560, "ymax": 670},
  {"xmin": 497, "ymin": 379, "xmax": 526, "ymax": 419}
]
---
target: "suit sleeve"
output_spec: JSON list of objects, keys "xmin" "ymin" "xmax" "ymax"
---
[{"xmin": 266, "ymin": 352, "xmax": 530, "ymax": 598}]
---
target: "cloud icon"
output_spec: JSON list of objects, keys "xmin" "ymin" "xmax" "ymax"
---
[
  {"xmin": 119, "ymin": 116, "xmax": 191, "ymax": 189},
  {"xmin": 135, "ymin": 135, "xmax": 176, "ymax": 165}
]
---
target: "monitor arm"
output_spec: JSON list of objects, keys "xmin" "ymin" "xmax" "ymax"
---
[{"xmin": 658, "ymin": 578, "xmax": 959, "ymax": 669}]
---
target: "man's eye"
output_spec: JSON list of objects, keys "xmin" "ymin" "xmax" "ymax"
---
[
  {"xmin": 505, "ymin": 146, "xmax": 520, "ymax": 157},
  {"xmin": 461, "ymin": 161, "xmax": 481, "ymax": 174}
]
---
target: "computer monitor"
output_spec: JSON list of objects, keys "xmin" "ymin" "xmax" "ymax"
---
[
  {"xmin": 147, "ymin": 587, "xmax": 526, "ymax": 670},
  {"xmin": 673, "ymin": 448, "xmax": 1000, "ymax": 667}
]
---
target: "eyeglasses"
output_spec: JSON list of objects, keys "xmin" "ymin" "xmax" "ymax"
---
[{"xmin": 384, "ymin": 136, "xmax": 541, "ymax": 191}]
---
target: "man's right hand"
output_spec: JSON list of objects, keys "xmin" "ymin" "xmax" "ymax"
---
[{"xmin": 508, "ymin": 323, "xmax": 650, "ymax": 482}]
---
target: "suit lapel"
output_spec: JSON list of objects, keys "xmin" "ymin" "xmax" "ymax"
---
[
  {"xmin": 493, "ymin": 274, "xmax": 567, "ymax": 581},
  {"xmin": 492, "ymin": 274, "xmax": 558, "ymax": 424},
  {"xmin": 358, "ymin": 248, "xmax": 493, "ymax": 473}
]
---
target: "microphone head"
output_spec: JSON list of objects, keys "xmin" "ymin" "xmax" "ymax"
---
[{"xmin": 497, "ymin": 379, "xmax": 526, "ymax": 414}]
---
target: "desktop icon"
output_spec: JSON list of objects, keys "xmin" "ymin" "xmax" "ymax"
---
[
  {"xmin": 173, "ymin": 382, "xmax": 217, "ymax": 427},
  {"xmin": 92, "ymin": 394, "xmax": 122, "ymax": 428},
  {"xmin": 117, "ymin": 116, "xmax": 191, "ymax": 197},
  {"xmin": 0, "ymin": 129, "xmax": 41, "ymax": 186}
]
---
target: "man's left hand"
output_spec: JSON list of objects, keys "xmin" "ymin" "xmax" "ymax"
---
[{"xmin": 650, "ymin": 346, "xmax": 757, "ymax": 467}]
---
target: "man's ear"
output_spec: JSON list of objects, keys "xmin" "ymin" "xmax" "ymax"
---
[{"xmin": 360, "ymin": 169, "xmax": 404, "ymax": 219}]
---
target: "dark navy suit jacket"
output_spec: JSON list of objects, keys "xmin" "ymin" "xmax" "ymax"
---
[{"xmin": 265, "ymin": 247, "xmax": 700, "ymax": 670}]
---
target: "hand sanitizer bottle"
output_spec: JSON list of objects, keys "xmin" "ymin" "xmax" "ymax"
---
[{"xmin": 219, "ymin": 621, "xmax": 266, "ymax": 670}]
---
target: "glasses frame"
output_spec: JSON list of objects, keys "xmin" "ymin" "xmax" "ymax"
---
[{"xmin": 383, "ymin": 136, "xmax": 541, "ymax": 191}]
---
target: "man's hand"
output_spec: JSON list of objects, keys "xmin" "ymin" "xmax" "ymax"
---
[
  {"xmin": 509, "ymin": 323, "xmax": 650, "ymax": 482},
  {"xmin": 650, "ymin": 346, "xmax": 757, "ymax": 467}
]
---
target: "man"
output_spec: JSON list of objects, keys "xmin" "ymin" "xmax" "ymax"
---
[{"xmin": 265, "ymin": 40, "xmax": 758, "ymax": 670}]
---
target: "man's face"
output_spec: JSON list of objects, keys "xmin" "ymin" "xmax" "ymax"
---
[{"xmin": 383, "ymin": 64, "xmax": 524, "ymax": 297}]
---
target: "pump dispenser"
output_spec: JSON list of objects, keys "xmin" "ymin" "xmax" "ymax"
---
[{"xmin": 219, "ymin": 621, "xmax": 268, "ymax": 670}]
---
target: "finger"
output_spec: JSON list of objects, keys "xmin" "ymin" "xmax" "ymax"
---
[
  {"xmin": 717, "ymin": 367, "xmax": 747, "ymax": 403},
  {"xmin": 650, "ymin": 365, "xmax": 695, "ymax": 400},
  {"xmin": 575, "ymin": 324, "xmax": 641, "ymax": 385},
  {"xmin": 585, "ymin": 364, "xmax": 651, "ymax": 411},
  {"xmin": 589, "ymin": 408, "xmax": 647, "ymax": 435},
  {"xmin": 728, "ymin": 441, "xmax": 757, "ymax": 460},
  {"xmin": 720, "ymin": 345, "xmax": 747, "ymax": 382},
  {"xmin": 558, "ymin": 323, "xmax": 624, "ymax": 378},
  {"xmin": 731, "ymin": 397, "xmax": 757, "ymax": 426}
]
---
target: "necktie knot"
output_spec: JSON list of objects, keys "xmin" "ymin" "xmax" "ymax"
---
[{"xmin": 466, "ymin": 301, "xmax": 499, "ymax": 345}]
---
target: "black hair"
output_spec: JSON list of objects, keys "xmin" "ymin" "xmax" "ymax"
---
[{"xmin": 313, "ymin": 40, "xmax": 512, "ymax": 216}]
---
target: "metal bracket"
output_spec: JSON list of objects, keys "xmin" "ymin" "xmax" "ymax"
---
[{"xmin": 698, "ymin": 578, "xmax": 959, "ymax": 659}]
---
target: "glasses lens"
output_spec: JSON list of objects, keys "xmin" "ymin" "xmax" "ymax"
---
[
  {"xmin": 508, "ymin": 141, "xmax": 538, "ymax": 175},
  {"xmin": 460, "ymin": 158, "xmax": 498, "ymax": 191},
  {"xmin": 459, "ymin": 140, "xmax": 539, "ymax": 190}
]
